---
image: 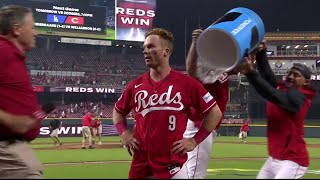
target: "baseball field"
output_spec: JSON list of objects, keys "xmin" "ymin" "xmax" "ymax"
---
[{"xmin": 31, "ymin": 136, "xmax": 320, "ymax": 179}]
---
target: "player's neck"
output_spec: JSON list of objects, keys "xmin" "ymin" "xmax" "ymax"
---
[{"xmin": 150, "ymin": 65, "xmax": 172, "ymax": 82}]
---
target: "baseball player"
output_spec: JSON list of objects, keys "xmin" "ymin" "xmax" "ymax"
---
[
  {"xmin": 90, "ymin": 117, "xmax": 102, "ymax": 146},
  {"xmin": 49, "ymin": 118, "xmax": 62, "ymax": 146},
  {"xmin": 113, "ymin": 28, "xmax": 222, "ymax": 179},
  {"xmin": 242, "ymin": 40, "xmax": 316, "ymax": 179},
  {"xmin": 81, "ymin": 110, "xmax": 95, "ymax": 149},
  {"xmin": 96, "ymin": 118, "xmax": 102, "ymax": 145},
  {"xmin": 239, "ymin": 119, "xmax": 250, "ymax": 143},
  {"xmin": 183, "ymin": 29, "xmax": 238, "ymax": 179}
]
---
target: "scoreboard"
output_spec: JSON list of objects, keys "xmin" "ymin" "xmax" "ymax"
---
[{"xmin": 1, "ymin": 0, "xmax": 156, "ymax": 42}]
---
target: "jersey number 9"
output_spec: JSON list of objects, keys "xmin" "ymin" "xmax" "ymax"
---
[{"xmin": 169, "ymin": 115, "xmax": 176, "ymax": 131}]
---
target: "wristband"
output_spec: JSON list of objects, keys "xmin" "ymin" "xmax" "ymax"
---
[
  {"xmin": 115, "ymin": 121, "xmax": 128, "ymax": 135},
  {"xmin": 193, "ymin": 126, "xmax": 211, "ymax": 145}
]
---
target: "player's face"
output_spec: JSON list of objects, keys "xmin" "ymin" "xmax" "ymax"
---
[
  {"xmin": 143, "ymin": 35, "xmax": 169, "ymax": 68},
  {"xmin": 286, "ymin": 69, "xmax": 308, "ymax": 88},
  {"xmin": 14, "ymin": 13, "xmax": 37, "ymax": 53}
]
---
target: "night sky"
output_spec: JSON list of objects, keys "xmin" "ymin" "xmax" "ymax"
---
[{"xmin": 153, "ymin": 0, "xmax": 319, "ymax": 65}]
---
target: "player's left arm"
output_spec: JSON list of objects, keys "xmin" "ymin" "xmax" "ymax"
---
[
  {"xmin": 194, "ymin": 105, "xmax": 222, "ymax": 144},
  {"xmin": 243, "ymin": 59, "xmax": 306, "ymax": 113}
]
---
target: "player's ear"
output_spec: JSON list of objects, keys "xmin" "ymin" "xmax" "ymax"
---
[
  {"xmin": 303, "ymin": 79, "xmax": 311, "ymax": 87},
  {"xmin": 163, "ymin": 48, "xmax": 170, "ymax": 57}
]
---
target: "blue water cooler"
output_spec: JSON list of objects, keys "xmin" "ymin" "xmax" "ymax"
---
[{"xmin": 197, "ymin": 7, "xmax": 265, "ymax": 73}]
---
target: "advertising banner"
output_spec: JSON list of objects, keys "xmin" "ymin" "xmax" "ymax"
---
[
  {"xmin": 39, "ymin": 124, "xmax": 118, "ymax": 137},
  {"xmin": 49, "ymin": 86, "xmax": 124, "ymax": 93}
]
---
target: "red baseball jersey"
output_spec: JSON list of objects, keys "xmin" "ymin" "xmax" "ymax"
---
[
  {"xmin": 241, "ymin": 123, "xmax": 249, "ymax": 132},
  {"xmin": 115, "ymin": 69, "xmax": 217, "ymax": 178},
  {"xmin": 267, "ymin": 82, "xmax": 316, "ymax": 167},
  {"xmin": 82, "ymin": 112, "xmax": 92, "ymax": 126},
  {"xmin": 191, "ymin": 72, "xmax": 230, "ymax": 129},
  {"xmin": 90, "ymin": 119, "xmax": 101, "ymax": 128},
  {"xmin": 0, "ymin": 37, "xmax": 41, "ymax": 141}
]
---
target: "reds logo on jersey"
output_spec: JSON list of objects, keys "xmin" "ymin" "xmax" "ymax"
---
[{"xmin": 134, "ymin": 85, "xmax": 184, "ymax": 117}]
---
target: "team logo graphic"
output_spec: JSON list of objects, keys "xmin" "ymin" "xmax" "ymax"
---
[{"xmin": 275, "ymin": 60, "xmax": 283, "ymax": 68}]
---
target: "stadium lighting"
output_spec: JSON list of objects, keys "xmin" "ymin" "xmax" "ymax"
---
[
  {"xmin": 304, "ymin": 45, "xmax": 308, "ymax": 47},
  {"xmin": 294, "ymin": 45, "xmax": 300, "ymax": 49}
]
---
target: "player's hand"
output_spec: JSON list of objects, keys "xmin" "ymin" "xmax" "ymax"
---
[
  {"xmin": 172, "ymin": 138, "xmax": 197, "ymax": 155},
  {"xmin": 192, "ymin": 29, "xmax": 203, "ymax": 42},
  {"xmin": 4, "ymin": 114, "xmax": 36, "ymax": 134},
  {"xmin": 120, "ymin": 130, "xmax": 140, "ymax": 156},
  {"xmin": 252, "ymin": 39, "xmax": 267, "ymax": 55},
  {"xmin": 240, "ymin": 55, "xmax": 256, "ymax": 74}
]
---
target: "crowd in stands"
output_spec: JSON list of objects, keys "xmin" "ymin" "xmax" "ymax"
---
[
  {"xmin": 46, "ymin": 101, "xmax": 247, "ymax": 119},
  {"xmin": 30, "ymin": 71, "xmax": 137, "ymax": 87},
  {"xmin": 47, "ymin": 102, "xmax": 114, "ymax": 118}
]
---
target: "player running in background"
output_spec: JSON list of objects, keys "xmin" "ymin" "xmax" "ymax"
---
[
  {"xmin": 0, "ymin": 5, "xmax": 55, "ymax": 178},
  {"xmin": 113, "ymin": 28, "xmax": 222, "ymax": 179},
  {"xmin": 242, "ymin": 40, "xmax": 316, "ymax": 179},
  {"xmin": 49, "ymin": 118, "xmax": 62, "ymax": 146},
  {"xmin": 239, "ymin": 118, "xmax": 250, "ymax": 143},
  {"xmin": 97, "ymin": 113, "xmax": 103, "ymax": 145}
]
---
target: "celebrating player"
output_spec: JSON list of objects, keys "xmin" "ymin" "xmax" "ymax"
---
[
  {"xmin": 113, "ymin": 28, "xmax": 222, "ymax": 179},
  {"xmin": 0, "ymin": 5, "xmax": 54, "ymax": 178},
  {"xmin": 242, "ymin": 40, "xmax": 316, "ymax": 179},
  {"xmin": 183, "ymin": 28, "xmax": 238, "ymax": 179}
]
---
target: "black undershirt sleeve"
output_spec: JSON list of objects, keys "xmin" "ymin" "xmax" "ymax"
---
[
  {"xmin": 255, "ymin": 49, "xmax": 278, "ymax": 88},
  {"xmin": 245, "ymin": 70, "xmax": 306, "ymax": 113}
]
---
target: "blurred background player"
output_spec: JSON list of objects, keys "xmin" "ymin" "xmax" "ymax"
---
[
  {"xmin": 81, "ymin": 109, "xmax": 95, "ymax": 149},
  {"xmin": 49, "ymin": 118, "xmax": 62, "ymax": 146},
  {"xmin": 97, "ymin": 113, "xmax": 103, "ymax": 145},
  {"xmin": 239, "ymin": 118, "xmax": 250, "ymax": 143},
  {"xmin": 90, "ymin": 113, "xmax": 102, "ymax": 146},
  {"xmin": 0, "ymin": 5, "xmax": 55, "ymax": 178},
  {"xmin": 241, "ymin": 40, "xmax": 316, "ymax": 179}
]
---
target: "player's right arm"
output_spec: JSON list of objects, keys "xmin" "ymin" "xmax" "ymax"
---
[
  {"xmin": 0, "ymin": 109, "xmax": 36, "ymax": 134},
  {"xmin": 186, "ymin": 29, "xmax": 203, "ymax": 78},
  {"xmin": 113, "ymin": 83, "xmax": 140, "ymax": 156}
]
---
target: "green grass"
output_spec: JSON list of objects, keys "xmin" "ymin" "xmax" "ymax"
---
[
  {"xmin": 207, "ymin": 159, "xmax": 320, "ymax": 179},
  {"xmin": 44, "ymin": 163, "xmax": 131, "ymax": 179},
  {"xmin": 31, "ymin": 136, "xmax": 121, "ymax": 144},
  {"xmin": 35, "ymin": 149, "xmax": 131, "ymax": 163},
  {"xmin": 32, "ymin": 136, "xmax": 320, "ymax": 179}
]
